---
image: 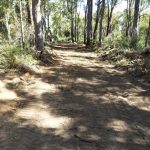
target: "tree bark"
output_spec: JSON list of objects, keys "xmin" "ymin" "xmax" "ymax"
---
[
  {"xmin": 66, "ymin": 0, "xmax": 75, "ymax": 42},
  {"xmin": 86, "ymin": 0, "xmax": 93, "ymax": 46},
  {"xmin": 74, "ymin": 0, "xmax": 77, "ymax": 42},
  {"xmin": 19, "ymin": 0, "xmax": 24, "ymax": 48},
  {"xmin": 47, "ymin": 11, "xmax": 52, "ymax": 41},
  {"xmin": 130, "ymin": 0, "xmax": 140, "ymax": 49},
  {"xmin": 126, "ymin": 0, "xmax": 129, "ymax": 37},
  {"xmin": 99, "ymin": 0, "xmax": 105, "ymax": 47},
  {"xmin": 26, "ymin": 0, "xmax": 32, "ymax": 25},
  {"xmin": 84, "ymin": 5, "xmax": 87, "ymax": 44},
  {"xmin": 77, "ymin": 13, "xmax": 80, "ymax": 42},
  {"xmin": 5, "ymin": 14, "xmax": 12, "ymax": 44},
  {"xmin": 126, "ymin": 0, "xmax": 132, "ymax": 37},
  {"xmin": 93, "ymin": 0, "xmax": 101, "ymax": 41},
  {"xmin": 71, "ymin": 13, "xmax": 74, "ymax": 42},
  {"xmin": 32, "ymin": 0, "xmax": 44, "ymax": 51},
  {"xmin": 145, "ymin": 16, "xmax": 150, "ymax": 47},
  {"xmin": 106, "ymin": 0, "xmax": 117, "ymax": 36}
]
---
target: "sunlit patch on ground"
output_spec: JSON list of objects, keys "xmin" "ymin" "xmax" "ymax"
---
[
  {"xmin": 107, "ymin": 119, "xmax": 129, "ymax": 132},
  {"xmin": 16, "ymin": 103, "xmax": 72, "ymax": 130},
  {"xmin": 0, "ymin": 44, "xmax": 150, "ymax": 150},
  {"xmin": 23, "ymin": 80, "xmax": 59, "ymax": 96},
  {"xmin": 56, "ymin": 50, "xmax": 97, "ymax": 67},
  {"xmin": 0, "ymin": 81, "xmax": 17, "ymax": 100}
]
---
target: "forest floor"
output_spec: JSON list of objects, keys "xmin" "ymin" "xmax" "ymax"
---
[{"xmin": 0, "ymin": 43, "xmax": 150, "ymax": 150}]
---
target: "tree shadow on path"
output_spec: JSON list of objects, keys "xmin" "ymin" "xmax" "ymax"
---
[{"xmin": 0, "ymin": 44, "xmax": 150, "ymax": 150}]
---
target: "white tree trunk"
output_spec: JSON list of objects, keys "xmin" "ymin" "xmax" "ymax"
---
[
  {"xmin": 5, "ymin": 14, "xmax": 12, "ymax": 43},
  {"xmin": 19, "ymin": 0, "xmax": 25, "ymax": 48},
  {"xmin": 32, "ymin": 0, "xmax": 44, "ymax": 51}
]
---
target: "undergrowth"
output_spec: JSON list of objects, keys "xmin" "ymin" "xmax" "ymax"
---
[
  {"xmin": 98, "ymin": 47, "xmax": 150, "ymax": 79},
  {"xmin": 0, "ymin": 44, "xmax": 37, "ymax": 69}
]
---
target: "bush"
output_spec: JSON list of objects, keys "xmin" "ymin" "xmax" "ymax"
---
[
  {"xmin": 98, "ymin": 47, "xmax": 150, "ymax": 78},
  {"xmin": 0, "ymin": 44, "xmax": 36, "ymax": 69},
  {"xmin": 103, "ymin": 32, "xmax": 130, "ymax": 49},
  {"xmin": 0, "ymin": 44, "xmax": 21, "ymax": 68}
]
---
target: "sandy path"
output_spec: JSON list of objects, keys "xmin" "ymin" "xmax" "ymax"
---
[{"xmin": 0, "ymin": 44, "xmax": 150, "ymax": 150}]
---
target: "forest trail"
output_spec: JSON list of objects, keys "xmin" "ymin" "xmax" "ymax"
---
[{"xmin": 0, "ymin": 44, "xmax": 150, "ymax": 150}]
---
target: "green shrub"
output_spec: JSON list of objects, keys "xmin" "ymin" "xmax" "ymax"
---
[
  {"xmin": 0, "ymin": 44, "xmax": 36, "ymax": 69},
  {"xmin": 0, "ymin": 44, "xmax": 21, "ymax": 68},
  {"xmin": 103, "ymin": 32, "xmax": 130, "ymax": 49}
]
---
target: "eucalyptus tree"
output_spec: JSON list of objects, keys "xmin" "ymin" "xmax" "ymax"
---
[
  {"xmin": 93, "ymin": 0, "xmax": 101, "ymax": 41},
  {"xmin": 86, "ymin": 0, "xmax": 93, "ymax": 46},
  {"xmin": 145, "ymin": 16, "xmax": 150, "ymax": 47},
  {"xmin": 106, "ymin": 0, "xmax": 118, "ymax": 36},
  {"xmin": 66, "ymin": 0, "xmax": 75, "ymax": 42},
  {"xmin": 19, "ymin": 0, "xmax": 24, "ymax": 48},
  {"xmin": 126, "ymin": 0, "xmax": 133, "ymax": 37},
  {"xmin": 84, "ymin": 5, "xmax": 87, "ymax": 44},
  {"xmin": 26, "ymin": 0, "xmax": 33, "ymax": 25},
  {"xmin": 99, "ymin": 0, "xmax": 105, "ymax": 47},
  {"xmin": 130, "ymin": 0, "xmax": 140, "ymax": 49},
  {"xmin": 41, "ymin": 0, "xmax": 53, "ymax": 41},
  {"xmin": 32, "ymin": 0, "xmax": 44, "ymax": 51}
]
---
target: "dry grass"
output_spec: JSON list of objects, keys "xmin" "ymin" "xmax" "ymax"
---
[{"xmin": 98, "ymin": 48, "xmax": 150, "ymax": 80}]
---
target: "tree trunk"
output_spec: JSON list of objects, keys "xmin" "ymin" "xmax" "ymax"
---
[
  {"xmin": 106, "ymin": 0, "xmax": 117, "ymax": 36},
  {"xmin": 145, "ymin": 16, "xmax": 150, "ymax": 47},
  {"xmin": 71, "ymin": 14, "xmax": 74, "ymax": 42},
  {"xmin": 19, "ymin": 0, "xmax": 24, "ymax": 48},
  {"xmin": 93, "ymin": 0, "xmax": 101, "ymax": 41},
  {"xmin": 130, "ymin": 0, "xmax": 140, "ymax": 49},
  {"xmin": 99, "ymin": 0, "xmax": 105, "ymax": 47},
  {"xmin": 86, "ymin": 0, "xmax": 93, "ymax": 46},
  {"xmin": 32, "ymin": 0, "xmax": 44, "ymax": 51},
  {"xmin": 47, "ymin": 11, "xmax": 52, "ymax": 41},
  {"xmin": 84, "ymin": 5, "xmax": 87, "ymax": 44},
  {"xmin": 106, "ymin": 8, "xmax": 113, "ymax": 36},
  {"xmin": 74, "ymin": 1, "xmax": 77, "ymax": 42},
  {"xmin": 126, "ymin": 0, "xmax": 129, "ymax": 37},
  {"xmin": 70, "ymin": 0, "xmax": 75, "ymax": 43},
  {"xmin": 5, "ymin": 14, "xmax": 12, "ymax": 44},
  {"xmin": 126, "ymin": 0, "xmax": 132, "ymax": 37},
  {"xmin": 77, "ymin": 13, "xmax": 80, "ymax": 42},
  {"xmin": 106, "ymin": 0, "xmax": 110, "ymax": 36},
  {"xmin": 26, "ymin": 0, "xmax": 32, "ymax": 25}
]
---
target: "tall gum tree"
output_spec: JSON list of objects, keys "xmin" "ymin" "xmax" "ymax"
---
[
  {"xmin": 99, "ymin": 0, "xmax": 105, "ymax": 47},
  {"xmin": 106, "ymin": 0, "xmax": 118, "ymax": 36},
  {"xmin": 84, "ymin": 5, "xmax": 87, "ymax": 44},
  {"xmin": 130, "ymin": 0, "xmax": 140, "ymax": 49},
  {"xmin": 126, "ymin": 0, "xmax": 133, "ymax": 37},
  {"xmin": 86, "ymin": 0, "xmax": 93, "ymax": 46},
  {"xmin": 93, "ymin": 0, "xmax": 101, "ymax": 41},
  {"xmin": 19, "ymin": 0, "xmax": 24, "ymax": 48},
  {"xmin": 32, "ymin": 0, "xmax": 44, "ymax": 51},
  {"xmin": 26, "ymin": 0, "xmax": 33, "ymax": 25}
]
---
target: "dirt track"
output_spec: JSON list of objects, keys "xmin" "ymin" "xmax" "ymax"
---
[{"xmin": 0, "ymin": 44, "xmax": 150, "ymax": 150}]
